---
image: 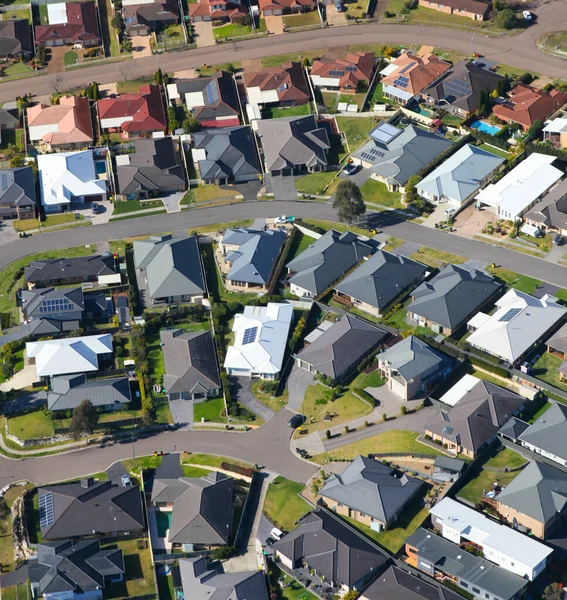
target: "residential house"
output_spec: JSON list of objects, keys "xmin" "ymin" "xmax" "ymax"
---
[
  {"xmin": 310, "ymin": 52, "xmax": 375, "ymax": 94},
  {"xmin": 37, "ymin": 150, "xmax": 107, "ymax": 213},
  {"xmin": 258, "ymin": 0, "xmax": 316, "ymax": 16},
  {"xmin": 0, "ymin": 108, "xmax": 20, "ymax": 147},
  {"xmin": 379, "ymin": 52, "xmax": 451, "ymax": 105},
  {"xmin": 498, "ymin": 416, "xmax": 530, "ymax": 444},
  {"xmin": 418, "ymin": 0, "xmax": 489, "ymax": 20},
  {"xmin": 351, "ymin": 123, "xmax": 452, "ymax": 192},
  {"xmin": 244, "ymin": 62, "xmax": 310, "ymax": 107},
  {"xmin": 97, "ymin": 84, "xmax": 167, "ymax": 138},
  {"xmin": 334, "ymin": 250, "xmax": 428, "ymax": 318},
  {"xmin": 547, "ymin": 321, "xmax": 567, "ymax": 359},
  {"xmin": 543, "ymin": 117, "xmax": 567, "ymax": 149},
  {"xmin": 160, "ymin": 329, "xmax": 221, "ymax": 400},
  {"xmin": 21, "ymin": 286, "xmax": 84, "ymax": 333},
  {"xmin": 272, "ymin": 508, "xmax": 389, "ymax": 592},
  {"xmin": 123, "ymin": 0, "xmax": 179, "ymax": 36},
  {"xmin": 224, "ymin": 302, "xmax": 293, "ymax": 379},
  {"xmin": 286, "ymin": 229, "xmax": 374, "ymax": 298},
  {"xmin": 493, "ymin": 84, "xmax": 567, "ymax": 131},
  {"xmin": 429, "ymin": 497, "xmax": 553, "ymax": 580},
  {"xmin": 166, "ymin": 71, "xmax": 241, "ymax": 128},
  {"xmin": 423, "ymin": 60, "xmax": 503, "ymax": 117},
  {"xmin": 377, "ymin": 335, "xmax": 453, "ymax": 401},
  {"xmin": 38, "ymin": 477, "xmax": 145, "ymax": 540},
  {"xmin": 179, "ymin": 557, "xmax": 269, "ymax": 600},
  {"xmin": 29, "ymin": 540, "xmax": 125, "ymax": 600},
  {"xmin": 407, "ymin": 264, "xmax": 501, "ymax": 335},
  {"xmin": 319, "ymin": 456, "xmax": 423, "ymax": 531},
  {"xmin": 467, "ymin": 289, "xmax": 567, "ymax": 364},
  {"xmin": 192, "ymin": 126, "xmax": 261, "ymax": 185},
  {"xmin": 26, "ymin": 334, "xmax": 113, "ymax": 379},
  {"xmin": 219, "ymin": 228, "xmax": 286, "ymax": 290},
  {"xmin": 518, "ymin": 402, "xmax": 567, "ymax": 468},
  {"xmin": 27, "ymin": 95, "xmax": 93, "ymax": 151},
  {"xmin": 188, "ymin": 0, "xmax": 247, "ymax": 22},
  {"xmin": 256, "ymin": 115, "xmax": 329, "ymax": 176},
  {"xmin": 524, "ymin": 178, "xmax": 567, "ymax": 235},
  {"xmin": 296, "ymin": 313, "xmax": 387, "ymax": 383},
  {"xmin": 116, "ymin": 295, "xmax": 131, "ymax": 327},
  {"xmin": 0, "ymin": 166, "xmax": 37, "ymax": 220},
  {"xmin": 133, "ymin": 235, "xmax": 205, "ymax": 306},
  {"xmin": 116, "ymin": 137, "xmax": 185, "ymax": 200},
  {"xmin": 24, "ymin": 254, "xmax": 118, "ymax": 289},
  {"xmin": 405, "ymin": 528, "xmax": 528, "ymax": 600},
  {"xmin": 46, "ymin": 374, "xmax": 132, "ymax": 412},
  {"xmin": 424, "ymin": 376, "xmax": 525, "ymax": 458},
  {"xmin": 475, "ymin": 153, "xmax": 563, "ymax": 222},
  {"xmin": 35, "ymin": 1, "xmax": 101, "ymax": 47},
  {"xmin": 416, "ymin": 144, "xmax": 504, "ymax": 207},
  {"xmin": 0, "ymin": 19, "xmax": 32, "ymax": 58}
]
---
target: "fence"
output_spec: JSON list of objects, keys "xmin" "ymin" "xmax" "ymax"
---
[{"xmin": 293, "ymin": 223, "xmax": 323, "ymax": 239}]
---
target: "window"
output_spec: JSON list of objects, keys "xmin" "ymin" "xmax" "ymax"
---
[
  {"xmin": 472, "ymin": 588, "xmax": 480, "ymax": 594},
  {"xmin": 485, "ymin": 595, "xmax": 490, "ymax": 599},
  {"xmin": 360, "ymin": 512, "xmax": 366, "ymax": 518},
  {"xmin": 338, "ymin": 502, "xmax": 343, "ymax": 507},
  {"xmin": 461, "ymin": 582, "xmax": 468, "ymax": 589}
]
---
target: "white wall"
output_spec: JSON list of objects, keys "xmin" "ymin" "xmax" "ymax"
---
[{"xmin": 29, "ymin": 123, "xmax": 58, "ymax": 142}]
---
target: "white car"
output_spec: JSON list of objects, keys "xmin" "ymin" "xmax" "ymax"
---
[
  {"xmin": 444, "ymin": 208, "xmax": 456, "ymax": 216},
  {"xmin": 523, "ymin": 10, "xmax": 532, "ymax": 20},
  {"xmin": 274, "ymin": 215, "xmax": 287, "ymax": 224}
]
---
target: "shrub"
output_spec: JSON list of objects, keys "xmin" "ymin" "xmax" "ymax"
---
[
  {"xmin": 382, "ymin": 413, "xmax": 387, "ymax": 422},
  {"xmin": 344, "ymin": 425, "xmax": 349, "ymax": 434},
  {"xmin": 212, "ymin": 546, "xmax": 235, "ymax": 560},
  {"xmin": 220, "ymin": 462, "xmax": 255, "ymax": 478},
  {"xmin": 400, "ymin": 405, "xmax": 407, "ymax": 416}
]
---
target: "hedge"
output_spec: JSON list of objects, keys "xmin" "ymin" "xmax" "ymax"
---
[
  {"xmin": 220, "ymin": 462, "xmax": 255, "ymax": 478},
  {"xmin": 353, "ymin": 388, "xmax": 376, "ymax": 406}
]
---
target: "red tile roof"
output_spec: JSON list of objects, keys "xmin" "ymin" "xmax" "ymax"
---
[
  {"xmin": 243, "ymin": 61, "xmax": 310, "ymax": 104},
  {"xmin": 311, "ymin": 52, "xmax": 375, "ymax": 90},
  {"xmin": 258, "ymin": 0, "xmax": 315, "ymax": 13},
  {"xmin": 381, "ymin": 52, "xmax": 451, "ymax": 95},
  {"xmin": 35, "ymin": 1, "xmax": 100, "ymax": 44}
]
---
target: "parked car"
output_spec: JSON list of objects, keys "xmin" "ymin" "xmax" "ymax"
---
[
  {"xmin": 343, "ymin": 163, "xmax": 358, "ymax": 175},
  {"xmin": 91, "ymin": 202, "xmax": 100, "ymax": 214},
  {"xmin": 335, "ymin": 0, "xmax": 346, "ymax": 11},
  {"xmin": 274, "ymin": 215, "xmax": 295, "ymax": 224},
  {"xmin": 523, "ymin": 10, "xmax": 532, "ymax": 20},
  {"xmin": 444, "ymin": 208, "xmax": 456, "ymax": 216},
  {"xmin": 553, "ymin": 234, "xmax": 564, "ymax": 246},
  {"xmin": 288, "ymin": 414, "xmax": 306, "ymax": 429}
]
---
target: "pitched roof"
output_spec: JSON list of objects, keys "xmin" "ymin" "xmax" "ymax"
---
[
  {"xmin": 297, "ymin": 314, "xmax": 387, "ymax": 380},
  {"xmin": 244, "ymin": 62, "xmax": 310, "ymax": 104},
  {"xmin": 547, "ymin": 321, "xmax": 567, "ymax": 354},
  {"xmin": 24, "ymin": 254, "xmax": 116, "ymax": 285},
  {"xmin": 46, "ymin": 374, "xmax": 132, "ymax": 411},
  {"xmin": 311, "ymin": 52, "xmax": 375, "ymax": 89},
  {"xmin": 0, "ymin": 166, "xmax": 36, "ymax": 210},
  {"xmin": 286, "ymin": 229, "xmax": 374, "ymax": 295},
  {"xmin": 335, "ymin": 250, "xmax": 427, "ymax": 311},
  {"xmin": 409, "ymin": 264, "xmax": 501, "ymax": 329},
  {"xmin": 35, "ymin": 1, "xmax": 100, "ymax": 44},
  {"xmin": 524, "ymin": 177, "xmax": 567, "ymax": 231},
  {"xmin": 258, "ymin": 0, "xmax": 315, "ymax": 10},
  {"xmin": 426, "ymin": 0, "xmax": 489, "ymax": 14},
  {"xmin": 519, "ymin": 402, "xmax": 567, "ymax": 463},
  {"xmin": 0, "ymin": 19, "xmax": 33, "ymax": 55},
  {"xmin": 381, "ymin": 52, "xmax": 451, "ymax": 96},
  {"xmin": 123, "ymin": 0, "xmax": 179, "ymax": 30},
  {"xmin": 21, "ymin": 286, "xmax": 84, "ymax": 320}
]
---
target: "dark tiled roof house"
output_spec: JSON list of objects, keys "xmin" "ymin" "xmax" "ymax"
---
[
  {"xmin": 123, "ymin": 0, "xmax": 179, "ymax": 36},
  {"xmin": 24, "ymin": 255, "xmax": 117, "ymax": 289},
  {"xmin": 0, "ymin": 166, "xmax": 37, "ymax": 220},
  {"xmin": 0, "ymin": 19, "xmax": 33, "ymax": 57}
]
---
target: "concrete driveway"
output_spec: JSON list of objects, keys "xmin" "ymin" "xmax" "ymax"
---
[
  {"xmin": 230, "ymin": 376, "xmax": 276, "ymax": 422},
  {"xmin": 326, "ymin": 5, "xmax": 348, "ymax": 25},
  {"xmin": 265, "ymin": 175, "xmax": 297, "ymax": 201},
  {"xmin": 287, "ymin": 364, "xmax": 315, "ymax": 411},
  {"xmin": 193, "ymin": 21, "xmax": 215, "ymax": 48},
  {"xmin": 264, "ymin": 15, "xmax": 285, "ymax": 34},
  {"xmin": 161, "ymin": 192, "xmax": 183, "ymax": 213},
  {"xmin": 131, "ymin": 35, "xmax": 152, "ymax": 59},
  {"xmin": 338, "ymin": 166, "xmax": 371, "ymax": 189},
  {"xmin": 0, "ymin": 361, "xmax": 39, "ymax": 392},
  {"xmin": 169, "ymin": 399, "xmax": 194, "ymax": 427}
]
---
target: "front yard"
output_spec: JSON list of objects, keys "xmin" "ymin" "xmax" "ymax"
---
[
  {"xmin": 360, "ymin": 179, "xmax": 403, "ymax": 208},
  {"xmin": 295, "ymin": 170, "xmax": 339, "ymax": 195},
  {"xmin": 193, "ymin": 397, "xmax": 225, "ymax": 422},
  {"xmin": 14, "ymin": 213, "xmax": 87, "ymax": 232},
  {"xmin": 282, "ymin": 10, "xmax": 320, "ymax": 28},
  {"xmin": 263, "ymin": 475, "xmax": 311, "ymax": 531},
  {"xmin": 485, "ymin": 266, "xmax": 542, "ymax": 295},
  {"xmin": 7, "ymin": 410, "xmax": 54, "ymax": 440},
  {"xmin": 213, "ymin": 22, "xmax": 253, "ymax": 40},
  {"xmin": 193, "ymin": 184, "xmax": 240, "ymax": 204},
  {"xmin": 251, "ymin": 379, "xmax": 288, "ymax": 413},
  {"xmin": 112, "ymin": 199, "xmax": 164, "ymax": 215}
]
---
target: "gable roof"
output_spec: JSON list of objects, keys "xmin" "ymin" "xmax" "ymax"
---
[
  {"xmin": 409, "ymin": 264, "xmax": 500, "ymax": 329},
  {"xmin": 244, "ymin": 62, "xmax": 310, "ymax": 104},
  {"xmin": 524, "ymin": 177, "xmax": 567, "ymax": 231},
  {"xmin": 25, "ymin": 254, "xmax": 116, "ymax": 285},
  {"xmin": 123, "ymin": 0, "xmax": 179, "ymax": 30},
  {"xmin": 35, "ymin": 1, "xmax": 100, "ymax": 44},
  {"xmin": 47, "ymin": 374, "xmax": 132, "ymax": 411},
  {"xmin": 0, "ymin": 166, "xmax": 36, "ymax": 210},
  {"xmin": 0, "ymin": 19, "xmax": 33, "ymax": 55},
  {"xmin": 547, "ymin": 321, "xmax": 567, "ymax": 354},
  {"xmin": 21, "ymin": 286, "xmax": 84, "ymax": 320},
  {"xmin": 311, "ymin": 51, "xmax": 375, "ymax": 89},
  {"xmin": 258, "ymin": 0, "xmax": 315, "ymax": 11},
  {"xmin": 519, "ymin": 402, "xmax": 567, "ymax": 463},
  {"xmin": 381, "ymin": 52, "xmax": 451, "ymax": 96}
]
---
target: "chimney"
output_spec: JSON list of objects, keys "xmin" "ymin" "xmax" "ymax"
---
[{"xmin": 81, "ymin": 477, "xmax": 95, "ymax": 488}]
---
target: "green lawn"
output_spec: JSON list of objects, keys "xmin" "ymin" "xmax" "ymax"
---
[
  {"xmin": 518, "ymin": 232, "xmax": 553, "ymax": 253},
  {"xmin": 261, "ymin": 50, "xmax": 322, "ymax": 68},
  {"xmin": 1, "ymin": 584, "xmax": 30, "ymax": 600},
  {"xmin": 101, "ymin": 538, "xmax": 155, "ymax": 598},
  {"xmin": 102, "ymin": 0, "xmax": 120, "ymax": 56},
  {"xmin": 409, "ymin": 246, "xmax": 466, "ymax": 268},
  {"xmin": 181, "ymin": 452, "xmax": 253, "ymax": 471},
  {"xmin": 263, "ymin": 104, "xmax": 311, "ymax": 119},
  {"xmin": 360, "ymin": 179, "xmax": 403, "ymax": 208},
  {"xmin": 485, "ymin": 266, "xmax": 542, "ymax": 295},
  {"xmin": 147, "ymin": 328, "xmax": 166, "ymax": 386},
  {"xmin": 188, "ymin": 219, "xmax": 253, "ymax": 235},
  {"xmin": 155, "ymin": 401, "xmax": 173, "ymax": 424},
  {"xmin": 37, "ymin": 3, "xmax": 48, "ymax": 23},
  {"xmin": 4, "ymin": 62, "xmax": 33, "ymax": 76},
  {"xmin": 251, "ymin": 379, "xmax": 288, "ymax": 413},
  {"xmin": 14, "ymin": 213, "xmax": 87, "ymax": 232},
  {"xmin": 359, "ymin": 369, "xmax": 384, "ymax": 388},
  {"xmin": 180, "ymin": 189, "xmax": 195, "ymax": 206},
  {"xmin": 336, "ymin": 116, "xmax": 373, "ymax": 153},
  {"xmin": 263, "ymin": 476, "xmax": 311, "ymax": 531},
  {"xmin": 295, "ymin": 170, "xmax": 338, "ymax": 195},
  {"xmin": 286, "ymin": 230, "xmax": 316, "ymax": 263},
  {"xmin": 533, "ymin": 352, "xmax": 567, "ymax": 393},
  {"xmin": 194, "ymin": 184, "xmax": 239, "ymax": 204},
  {"xmin": 63, "ymin": 50, "xmax": 78, "ymax": 66},
  {"xmin": 112, "ymin": 199, "xmax": 163, "ymax": 214},
  {"xmin": 478, "ymin": 142, "xmax": 510, "ymax": 159},
  {"xmin": 382, "ymin": 236, "xmax": 405, "ymax": 252},
  {"xmin": 0, "ymin": 496, "xmax": 13, "ymax": 571},
  {"xmin": 122, "ymin": 454, "xmax": 163, "ymax": 474},
  {"xmin": 213, "ymin": 22, "xmax": 253, "ymax": 39},
  {"xmin": 117, "ymin": 78, "xmax": 153, "ymax": 94},
  {"xmin": 181, "ymin": 464, "xmax": 211, "ymax": 477},
  {"xmin": 300, "ymin": 218, "xmax": 371, "ymax": 238},
  {"xmin": 527, "ymin": 402, "xmax": 552, "ymax": 424},
  {"xmin": 7, "ymin": 410, "xmax": 54, "ymax": 440},
  {"xmin": 197, "ymin": 62, "xmax": 241, "ymax": 77},
  {"xmin": 367, "ymin": 82, "xmax": 395, "ymax": 108},
  {"xmin": 193, "ymin": 397, "xmax": 226, "ymax": 423},
  {"xmin": 282, "ymin": 10, "xmax": 320, "ymax": 28}
]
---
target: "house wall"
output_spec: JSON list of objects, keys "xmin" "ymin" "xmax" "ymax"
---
[
  {"xmin": 520, "ymin": 439, "xmax": 567, "ymax": 468},
  {"xmin": 496, "ymin": 501, "xmax": 547, "ymax": 539},
  {"xmin": 290, "ymin": 282, "xmax": 314, "ymax": 298},
  {"xmin": 151, "ymin": 293, "xmax": 203, "ymax": 306},
  {"xmin": 101, "ymin": 116, "xmax": 134, "ymax": 130},
  {"xmin": 407, "ymin": 311, "xmax": 454, "ymax": 336},
  {"xmin": 277, "ymin": 551, "xmax": 294, "ymax": 570},
  {"xmin": 417, "ymin": 0, "xmax": 485, "ymax": 19},
  {"xmin": 311, "ymin": 75, "xmax": 340, "ymax": 89},
  {"xmin": 426, "ymin": 430, "xmax": 475, "ymax": 458}
]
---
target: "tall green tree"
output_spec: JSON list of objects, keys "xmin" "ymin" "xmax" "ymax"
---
[
  {"xmin": 333, "ymin": 180, "xmax": 366, "ymax": 225},
  {"xmin": 69, "ymin": 400, "xmax": 99, "ymax": 441}
]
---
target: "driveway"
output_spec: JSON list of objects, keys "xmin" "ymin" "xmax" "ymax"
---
[
  {"xmin": 365, "ymin": 384, "xmax": 424, "ymax": 418},
  {"xmin": 2, "ymin": 391, "xmax": 46, "ymax": 415},
  {"xmin": 338, "ymin": 167, "xmax": 370, "ymax": 190},
  {"xmin": 131, "ymin": 35, "xmax": 152, "ymax": 59},
  {"xmin": 287, "ymin": 364, "xmax": 315, "ymax": 412},
  {"xmin": 0, "ymin": 361, "xmax": 39, "ymax": 392},
  {"xmin": 168, "ymin": 399, "xmax": 194, "ymax": 427},
  {"xmin": 161, "ymin": 192, "xmax": 183, "ymax": 213},
  {"xmin": 264, "ymin": 15, "xmax": 285, "ymax": 34},
  {"xmin": 326, "ymin": 6, "xmax": 348, "ymax": 26},
  {"xmin": 265, "ymin": 175, "xmax": 297, "ymax": 201},
  {"xmin": 230, "ymin": 376, "xmax": 276, "ymax": 422},
  {"xmin": 46, "ymin": 46, "xmax": 65, "ymax": 73},
  {"xmin": 228, "ymin": 181, "xmax": 262, "ymax": 201},
  {"xmin": 193, "ymin": 21, "xmax": 215, "ymax": 48}
]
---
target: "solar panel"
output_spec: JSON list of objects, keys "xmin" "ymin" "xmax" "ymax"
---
[
  {"xmin": 39, "ymin": 298, "xmax": 74, "ymax": 313},
  {"xmin": 39, "ymin": 492, "xmax": 55, "ymax": 529},
  {"xmin": 444, "ymin": 79, "xmax": 470, "ymax": 98},
  {"xmin": 498, "ymin": 308, "xmax": 521, "ymax": 322},
  {"xmin": 345, "ymin": 66, "xmax": 356, "ymax": 72},
  {"xmin": 329, "ymin": 70, "xmax": 345, "ymax": 77},
  {"xmin": 0, "ymin": 174, "xmax": 8, "ymax": 191},
  {"xmin": 242, "ymin": 326, "xmax": 258, "ymax": 345},
  {"xmin": 399, "ymin": 62, "xmax": 416, "ymax": 74},
  {"xmin": 393, "ymin": 76, "xmax": 409, "ymax": 89},
  {"xmin": 205, "ymin": 82, "xmax": 220, "ymax": 105}
]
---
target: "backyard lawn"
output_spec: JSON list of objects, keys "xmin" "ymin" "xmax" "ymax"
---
[
  {"xmin": 485, "ymin": 266, "xmax": 542, "ymax": 295},
  {"xmin": 194, "ymin": 184, "xmax": 239, "ymax": 204},
  {"xmin": 101, "ymin": 538, "xmax": 155, "ymax": 598},
  {"xmin": 7, "ymin": 410, "xmax": 55, "ymax": 440},
  {"xmin": 112, "ymin": 199, "xmax": 164, "ymax": 215},
  {"xmin": 193, "ymin": 397, "xmax": 226, "ymax": 423},
  {"xmin": 336, "ymin": 116, "xmax": 373, "ymax": 153},
  {"xmin": 533, "ymin": 352, "xmax": 567, "ymax": 393},
  {"xmin": 282, "ymin": 10, "xmax": 320, "ymax": 28},
  {"xmin": 263, "ymin": 476, "xmax": 311, "ymax": 531},
  {"xmin": 360, "ymin": 179, "xmax": 403, "ymax": 208},
  {"xmin": 478, "ymin": 143, "xmax": 509, "ymax": 159},
  {"xmin": 285, "ymin": 230, "xmax": 316, "ymax": 263},
  {"xmin": 263, "ymin": 104, "xmax": 311, "ymax": 119},
  {"xmin": 295, "ymin": 170, "xmax": 339, "ymax": 195},
  {"xmin": 268, "ymin": 563, "xmax": 318, "ymax": 600},
  {"xmin": 409, "ymin": 246, "xmax": 466, "ymax": 268},
  {"xmin": 367, "ymin": 82, "xmax": 395, "ymax": 107}
]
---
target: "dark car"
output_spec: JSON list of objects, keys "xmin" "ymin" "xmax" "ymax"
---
[
  {"xmin": 288, "ymin": 414, "xmax": 306, "ymax": 428},
  {"xmin": 91, "ymin": 202, "xmax": 100, "ymax": 214},
  {"xmin": 553, "ymin": 234, "xmax": 564, "ymax": 246},
  {"xmin": 343, "ymin": 163, "xmax": 358, "ymax": 175}
]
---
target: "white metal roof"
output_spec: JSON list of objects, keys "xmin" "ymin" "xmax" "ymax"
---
[
  {"xmin": 543, "ymin": 117, "xmax": 567, "ymax": 134},
  {"xmin": 439, "ymin": 373, "xmax": 481, "ymax": 407},
  {"xmin": 47, "ymin": 3, "xmax": 67, "ymax": 24},
  {"xmin": 381, "ymin": 83, "xmax": 413, "ymax": 102},
  {"xmin": 467, "ymin": 311, "xmax": 490, "ymax": 330},
  {"xmin": 379, "ymin": 63, "xmax": 398, "ymax": 77}
]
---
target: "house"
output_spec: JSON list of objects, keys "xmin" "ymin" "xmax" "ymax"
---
[
  {"xmin": 351, "ymin": 123, "xmax": 452, "ymax": 192},
  {"xmin": 244, "ymin": 62, "xmax": 310, "ymax": 107},
  {"xmin": 188, "ymin": 0, "xmax": 247, "ymax": 23},
  {"xmin": 430, "ymin": 497, "xmax": 553, "ymax": 580},
  {"xmin": 379, "ymin": 52, "xmax": 451, "ymax": 105},
  {"xmin": 498, "ymin": 416, "xmax": 530, "ymax": 444},
  {"xmin": 547, "ymin": 322, "xmax": 567, "ymax": 358},
  {"xmin": 116, "ymin": 295, "xmax": 130, "ymax": 327},
  {"xmin": 423, "ymin": 60, "xmax": 503, "ymax": 116},
  {"xmin": 26, "ymin": 334, "xmax": 113, "ymax": 379},
  {"xmin": 219, "ymin": 228, "xmax": 286, "ymax": 290},
  {"xmin": 160, "ymin": 329, "xmax": 221, "ymax": 400},
  {"xmin": 0, "ymin": 108, "xmax": 20, "ymax": 143},
  {"xmin": 418, "ymin": 0, "xmax": 489, "ymax": 20},
  {"xmin": 38, "ymin": 477, "xmax": 145, "ymax": 540},
  {"xmin": 21, "ymin": 286, "xmax": 84, "ymax": 332},
  {"xmin": 256, "ymin": 115, "xmax": 329, "ymax": 176},
  {"xmin": 405, "ymin": 528, "xmax": 528, "ymax": 600},
  {"xmin": 377, "ymin": 335, "xmax": 453, "ymax": 401},
  {"xmin": 296, "ymin": 314, "xmax": 387, "ymax": 383},
  {"xmin": 166, "ymin": 72, "xmax": 241, "ymax": 128},
  {"xmin": 46, "ymin": 374, "xmax": 132, "ymax": 412},
  {"xmin": 467, "ymin": 289, "xmax": 567, "ymax": 364},
  {"xmin": 133, "ymin": 235, "xmax": 205, "ymax": 306},
  {"xmin": 0, "ymin": 19, "xmax": 33, "ymax": 58},
  {"xmin": 319, "ymin": 456, "xmax": 423, "ymax": 531},
  {"xmin": 27, "ymin": 95, "xmax": 93, "ymax": 151},
  {"xmin": 424, "ymin": 376, "xmax": 525, "ymax": 458},
  {"xmin": 35, "ymin": 1, "xmax": 100, "ymax": 47},
  {"xmin": 310, "ymin": 52, "xmax": 375, "ymax": 94},
  {"xmin": 272, "ymin": 508, "xmax": 389, "ymax": 592},
  {"xmin": 29, "ymin": 539, "xmax": 125, "ymax": 600},
  {"xmin": 224, "ymin": 302, "xmax": 293, "ymax": 379},
  {"xmin": 475, "ymin": 153, "xmax": 563, "ymax": 222},
  {"xmin": 192, "ymin": 127, "xmax": 261, "ymax": 185},
  {"xmin": 0, "ymin": 166, "xmax": 37, "ymax": 220},
  {"xmin": 116, "ymin": 137, "xmax": 185, "ymax": 200},
  {"xmin": 334, "ymin": 250, "xmax": 428, "ymax": 317},
  {"xmin": 543, "ymin": 117, "xmax": 567, "ymax": 149},
  {"xmin": 408, "ymin": 264, "xmax": 501, "ymax": 335},
  {"xmin": 179, "ymin": 557, "xmax": 269, "ymax": 599},
  {"xmin": 258, "ymin": 0, "xmax": 316, "ymax": 16},
  {"xmin": 524, "ymin": 178, "xmax": 567, "ymax": 235},
  {"xmin": 97, "ymin": 84, "xmax": 167, "ymax": 138},
  {"xmin": 37, "ymin": 150, "xmax": 107, "ymax": 213},
  {"xmin": 493, "ymin": 84, "xmax": 567, "ymax": 131},
  {"xmin": 24, "ymin": 255, "xmax": 118, "ymax": 289},
  {"xmin": 416, "ymin": 144, "xmax": 504, "ymax": 207},
  {"xmin": 123, "ymin": 0, "xmax": 179, "ymax": 36},
  {"xmin": 286, "ymin": 229, "xmax": 374, "ymax": 298},
  {"xmin": 496, "ymin": 460, "xmax": 567, "ymax": 539},
  {"xmin": 518, "ymin": 402, "xmax": 567, "ymax": 468}
]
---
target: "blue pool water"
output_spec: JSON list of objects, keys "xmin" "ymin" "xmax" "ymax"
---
[
  {"xmin": 95, "ymin": 160, "xmax": 107, "ymax": 175},
  {"xmin": 471, "ymin": 120, "xmax": 502, "ymax": 136}
]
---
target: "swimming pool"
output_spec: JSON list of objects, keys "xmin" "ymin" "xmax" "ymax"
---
[{"xmin": 471, "ymin": 120, "xmax": 502, "ymax": 136}]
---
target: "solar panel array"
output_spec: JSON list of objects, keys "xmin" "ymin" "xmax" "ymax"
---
[
  {"xmin": 205, "ymin": 81, "xmax": 220, "ymax": 105},
  {"xmin": 393, "ymin": 76, "xmax": 409, "ymax": 89},
  {"xmin": 39, "ymin": 492, "xmax": 55, "ymax": 529},
  {"xmin": 39, "ymin": 298, "xmax": 75, "ymax": 313},
  {"xmin": 498, "ymin": 308, "xmax": 522, "ymax": 323},
  {"xmin": 0, "ymin": 174, "xmax": 8, "ymax": 191},
  {"xmin": 345, "ymin": 66, "xmax": 357, "ymax": 73},
  {"xmin": 329, "ymin": 70, "xmax": 345, "ymax": 77},
  {"xmin": 360, "ymin": 147, "xmax": 385, "ymax": 162},
  {"xmin": 399, "ymin": 62, "xmax": 416, "ymax": 74},
  {"xmin": 242, "ymin": 326, "xmax": 258, "ymax": 345},
  {"xmin": 444, "ymin": 79, "xmax": 471, "ymax": 98}
]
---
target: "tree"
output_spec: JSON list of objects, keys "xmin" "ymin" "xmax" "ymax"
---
[
  {"xmin": 117, "ymin": 63, "xmax": 130, "ymax": 82},
  {"xmin": 212, "ymin": 546, "xmax": 235, "ymax": 560},
  {"xmin": 342, "ymin": 592, "xmax": 359, "ymax": 600},
  {"xmin": 301, "ymin": 57, "xmax": 310, "ymax": 67},
  {"xmin": 527, "ymin": 119, "xmax": 544, "ymax": 141},
  {"xmin": 9, "ymin": 155, "xmax": 24, "ymax": 168},
  {"xmin": 405, "ymin": 174, "xmax": 422, "ymax": 202},
  {"xmin": 543, "ymin": 583, "xmax": 562, "ymax": 600},
  {"xmin": 154, "ymin": 68, "xmax": 163, "ymax": 84},
  {"xmin": 167, "ymin": 106, "xmax": 179, "ymax": 132},
  {"xmin": 120, "ymin": 38, "xmax": 133, "ymax": 53},
  {"xmin": 92, "ymin": 81, "xmax": 99, "ymax": 101},
  {"xmin": 69, "ymin": 400, "xmax": 99, "ymax": 441},
  {"xmin": 111, "ymin": 13, "xmax": 124, "ymax": 30},
  {"xmin": 48, "ymin": 74, "xmax": 63, "ymax": 95},
  {"xmin": 494, "ymin": 8, "xmax": 517, "ymax": 30},
  {"xmin": 225, "ymin": 63, "xmax": 236, "ymax": 74},
  {"xmin": 183, "ymin": 115, "xmax": 201, "ymax": 133},
  {"xmin": 333, "ymin": 180, "xmax": 365, "ymax": 225}
]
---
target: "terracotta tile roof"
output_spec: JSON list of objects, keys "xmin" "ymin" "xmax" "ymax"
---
[
  {"xmin": 311, "ymin": 51, "xmax": 375, "ymax": 89},
  {"xmin": 381, "ymin": 52, "xmax": 451, "ymax": 95},
  {"xmin": 244, "ymin": 61, "xmax": 309, "ymax": 103},
  {"xmin": 258, "ymin": 0, "xmax": 315, "ymax": 12},
  {"xmin": 35, "ymin": 1, "xmax": 100, "ymax": 44},
  {"xmin": 427, "ymin": 0, "xmax": 489, "ymax": 14}
]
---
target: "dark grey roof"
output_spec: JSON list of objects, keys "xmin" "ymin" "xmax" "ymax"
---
[
  {"xmin": 499, "ymin": 416, "xmax": 530, "ymax": 440},
  {"xmin": 406, "ymin": 528, "xmax": 527, "ymax": 600},
  {"xmin": 433, "ymin": 456, "xmax": 465, "ymax": 474},
  {"xmin": 297, "ymin": 314, "xmax": 387, "ymax": 380},
  {"xmin": 24, "ymin": 255, "xmax": 117, "ymax": 285},
  {"xmin": 133, "ymin": 235, "xmax": 205, "ymax": 300},
  {"xmin": 26, "ymin": 318, "xmax": 79, "ymax": 337},
  {"xmin": 272, "ymin": 509, "xmax": 389, "ymax": 589},
  {"xmin": 123, "ymin": 0, "xmax": 178, "ymax": 29},
  {"xmin": 21, "ymin": 286, "xmax": 84, "ymax": 320},
  {"xmin": 117, "ymin": 137, "xmax": 185, "ymax": 196},
  {"xmin": 46, "ymin": 374, "xmax": 132, "ymax": 411},
  {"xmin": 193, "ymin": 126, "xmax": 261, "ymax": 182},
  {"xmin": 84, "ymin": 291, "xmax": 108, "ymax": 316},
  {"xmin": 519, "ymin": 402, "xmax": 567, "ymax": 463},
  {"xmin": 0, "ymin": 109, "xmax": 19, "ymax": 127},
  {"xmin": 29, "ymin": 540, "xmax": 124, "ymax": 597},
  {"xmin": 409, "ymin": 264, "xmax": 501, "ymax": 330},
  {"xmin": 335, "ymin": 250, "xmax": 427, "ymax": 311},
  {"xmin": 320, "ymin": 456, "xmax": 423, "ymax": 524},
  {"xmin": 525, "ymin": 178, "xmax": 567, "ymax": 231},
  {"xmin": 160, "ymin": 329, "xmax": 220, "ymax": 395},
  {"xmin": 0, "ymin": 166, "xmax": 36, "ymax": 209},
  {"xmin": 0, "ymin": 19, "xmax": 32, "ymax": 56},
  {"xmin": 425, "ymin": 379, "xmax": 524, "ymax": 455},
  {"xmin": 547, "ymin": 322, "xmax": 567, "ymax": 354},
  {"xmin": 286, "ymin": 229, "xmax": 374, "ymax": 295},
  {"xmin": 39, "ymin": 480, "xmax": 145, "ymax": 540},
  {"xmin": 174, "ymin": 71, "xmax": 240, "ymax": 121}
]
